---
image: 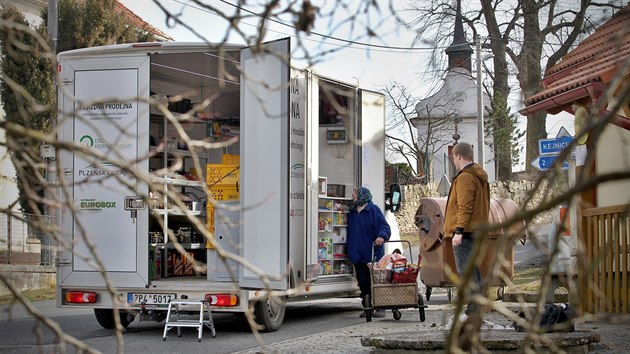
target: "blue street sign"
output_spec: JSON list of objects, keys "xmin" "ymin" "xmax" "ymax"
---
[
  {"xmin": 531, "ymin": 155, "xmax": 569, "ymax": 171},
  {"xmin": 538, "ymin": 135, "xmax": 573, "ymax": 156}
]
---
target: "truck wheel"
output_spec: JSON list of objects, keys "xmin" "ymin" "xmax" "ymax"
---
[
  {"xmin": 254, "ymin": 295, "xmax": 286, "ymax": 332},
  {"xmin": 94, "ymin": 309, "xmax": 134, "ymax": 329}
]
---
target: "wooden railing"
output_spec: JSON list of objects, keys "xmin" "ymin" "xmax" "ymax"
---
[{"xmin": 580, "ymin": 204, "xmax": 630, "ymax": 314}]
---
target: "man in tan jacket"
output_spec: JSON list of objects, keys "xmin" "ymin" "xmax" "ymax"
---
[{"xmin": 444, "ymin": 142, "xmax": 490, "ymax": 315}]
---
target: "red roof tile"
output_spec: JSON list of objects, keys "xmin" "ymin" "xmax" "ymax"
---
[
  {"xmin": 522, "ymin": 5, "xmax": 630, "ymax": 110},
  {"xmin": 115, "ymin": 1, "xmax": 173, "ymax": 42}
]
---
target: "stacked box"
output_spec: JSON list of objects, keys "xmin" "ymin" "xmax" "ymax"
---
[
  {"xmin": 206, "ymin": 164, "xmax": 240, "ymax": 187},
  {"xmin": 209, "ymin": 186, "xmax": 240, "ymax": 201},
  {"xmin": 221, "ymin": 154, "xmax": 240, "ymax": 165},
  {"xmin": 319, "ymin": 260, "xmax": 332, "ymax": 275},
  {"xmin": 318, "ymin": 237, "xmax": 332, "ymax": 260},
  {"xmin": 167, "ymin": 251, "xmax": 196, "ymax": 276}
]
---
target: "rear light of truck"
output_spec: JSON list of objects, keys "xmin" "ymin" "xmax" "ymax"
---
[
  {"xmin": 65, "ymin": 291, "xmax": 97, "ymax": 304},
  {"xmin": 205, "ymin": 294, "xmax": 238, "ymax": 306}
]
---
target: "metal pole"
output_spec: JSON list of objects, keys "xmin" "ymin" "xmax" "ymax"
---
[
  {"xmin": 568, "ymin": 154, "xmax": 578, "ymax": 274},
  {"xmin": 47, "ymin": 0, "xmax": 58, "ymax": 55},
  {"xmin": 476, "ymin": 34, "xmax": 485, "ymax": 167},
  {"xmin": 46, "ymin": 0, "xmax": 58, "ymax": 267}
]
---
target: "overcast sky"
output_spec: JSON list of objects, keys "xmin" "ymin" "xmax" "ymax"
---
[
  {"xmin": 118, "ymin": 0, "xmax": 576, "ymax": 170},
  {"xmin": 119, "ymin": 0, "xmax": 437, "ymax": 94}
]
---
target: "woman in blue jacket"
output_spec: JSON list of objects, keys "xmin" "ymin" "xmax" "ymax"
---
[{"xmin": 347, "ymin": 186, "xmax": 391, "ymax": 317}]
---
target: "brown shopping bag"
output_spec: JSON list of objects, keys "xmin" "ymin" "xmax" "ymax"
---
[{"xmin": 370, "ymin": 265, "xmax": 392, "ymax": 284}]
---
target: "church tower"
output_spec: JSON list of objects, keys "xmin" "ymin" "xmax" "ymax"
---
[{"xmin": 444, "ymin": 0, "xmax": 473, "ymax": 72}]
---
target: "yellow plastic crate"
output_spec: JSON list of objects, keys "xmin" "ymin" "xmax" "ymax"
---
[
  {"xmin": 209, "ymin": 185, "xmax": 240, "ymax": 201},
  {"xmin": 206, "ymin": 164, "xmax": 240, "ymax": 187},
  {"xmin": 207, "ymin": 205, "xmax": 215, "ymax": 231},
  {"xmin": 206, "ymin": 205, "xmax": 215, "ymax": 249},
  {"xmin": 221, "ymin": 154, "xmax": 240, "ymax": 165}
]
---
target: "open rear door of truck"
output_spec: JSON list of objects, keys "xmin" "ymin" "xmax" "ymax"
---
[
  {"xmin": 57, "ymin": 54, "xmax": 150, "ymax": 289},
  {"xmin": 359, "ymin": 89, "xmax": 386, "ymax": 209},
  {"xmin": 239, "ymin": 38, "xmax": 291, "ymax": 290}
]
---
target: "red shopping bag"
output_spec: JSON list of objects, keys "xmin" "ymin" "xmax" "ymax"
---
[{"xmin": 392, "ymin": 265, "xmax": 419, "ymax": 284}]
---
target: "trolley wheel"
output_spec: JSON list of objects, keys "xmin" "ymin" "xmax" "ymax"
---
[
  {"xmin": 392, "ymin": 309, "xmax": 402, "ymax": 321},
  {"xmin": 497, "ymin": 286, "xmax": 505, "ymax": 300},
  {"xmin": 364, "ymin": 294, "xmax": 372, "ymax": 323},
  {"xmin": 425, "ymin": 287, "xmax": 432, "ymax": 301},
  {"xmin": 418, "ymin": 298, "xmax": 426, "ymax": 322},
  {"xmin": 447, "ymin": 288, "xmax": 453, "ymax": 302}
]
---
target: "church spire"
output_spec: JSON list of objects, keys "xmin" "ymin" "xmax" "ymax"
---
[{"xmin": 445, "ymin": 0, "xmax": 473, "ymax": 72}]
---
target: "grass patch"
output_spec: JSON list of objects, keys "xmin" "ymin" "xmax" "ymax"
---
[
  {"xmin": 512, "ymin": 267, "xmax": 544, "ymax": 291},
  {"xmin": 0, "ymin": 287, "xmax": 56, "ymax": 305}
]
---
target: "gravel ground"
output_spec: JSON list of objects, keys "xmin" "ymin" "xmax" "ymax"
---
[{"xmin": 514, "ymin": 254, "xmax": 549, "ymax": 271}]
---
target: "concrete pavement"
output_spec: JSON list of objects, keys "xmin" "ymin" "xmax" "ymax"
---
[
  {"xmin": 2, "ymin": 293, "xmax": 628, "ymax": 353},
  {"xmin": 234, "ymin": 292, "xmax": 630, "ymax": 353}
]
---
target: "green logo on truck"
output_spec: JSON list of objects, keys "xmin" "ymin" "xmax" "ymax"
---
[{"xmin": 80, "ymin": 199, "xmax": 117, "ymax": 210}]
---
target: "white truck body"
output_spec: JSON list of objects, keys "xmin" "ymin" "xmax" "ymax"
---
[{"xmin": 55, "ymin": 38, "xmax": 390, "ymax": 330}]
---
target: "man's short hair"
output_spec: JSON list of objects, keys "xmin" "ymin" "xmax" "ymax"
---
[{"xmin": 452, "ymin": 142, "xmax": 474, "ymax": 161}]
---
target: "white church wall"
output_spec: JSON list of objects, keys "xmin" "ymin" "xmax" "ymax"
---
[
  {"xmin": 414, "ymin": 67, "xmax": 496, "ymax": 182},
  {"xmin": 417, "ymin": 119, "xmax": 496, "ymax": 183}
]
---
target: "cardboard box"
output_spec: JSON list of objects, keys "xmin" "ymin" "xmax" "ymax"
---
[{"xmin": 327, "ymin": 184, "xmax": 345, "ymax": 198}]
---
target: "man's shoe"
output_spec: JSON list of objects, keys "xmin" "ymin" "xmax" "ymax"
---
[
  {"xmin": 373, "ymin": 309, "xmax": 386, "ymax": 318},
  {"xmin": 438, "ymin": 313, "xmax": 468, "ymax": 330}
]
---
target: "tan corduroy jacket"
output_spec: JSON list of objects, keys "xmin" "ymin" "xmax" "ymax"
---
[{"xmin": 443, "ymin": 163, "xmax": 490, "ymax": 238}]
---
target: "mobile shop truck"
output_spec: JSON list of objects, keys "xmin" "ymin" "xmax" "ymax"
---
[{"xmin": 55, "ymin": 38, "xmax": 402, "ymax": 332}]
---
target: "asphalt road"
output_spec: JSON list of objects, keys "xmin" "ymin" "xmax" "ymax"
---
[
  {"xmin": 0, "ymin": 298, "xmax": 367, "ymax": 354},
  {"xmin": 0, "ymin": 236, "xmax": 546, "ymax": 353}
]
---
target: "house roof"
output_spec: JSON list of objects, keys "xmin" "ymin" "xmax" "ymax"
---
[
  {"xmin": 520, "ymin": 5, "xmax": 630, "ymax": 123},
  {"xmin": 115, "ymin": 1, "xmax": 173, "ymax": 42}
]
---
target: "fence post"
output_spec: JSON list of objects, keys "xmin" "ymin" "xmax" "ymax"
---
[{"xmin": 7, "ymin": 214, "xmax": 11, "ymax": 264}]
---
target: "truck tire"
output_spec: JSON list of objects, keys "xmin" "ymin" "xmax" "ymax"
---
[
  {"xmin": 94, "ymin": 309, "xmax": 134, "ymax": 329},
  {"xmin": 253, "ymin": 296, "xmax": 286, "ymax": 332}
]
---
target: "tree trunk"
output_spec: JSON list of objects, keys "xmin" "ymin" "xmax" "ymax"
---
[
  {"xmin": 481, "ymin": 0, "xmax": 512, "ymax": 181},
  {"xmin": 519, "ymin": 0, "xmax": 547, "ymax": 173}
]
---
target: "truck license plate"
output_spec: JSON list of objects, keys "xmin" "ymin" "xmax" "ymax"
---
[{"xmin": 128, "ymin": 293, "xmax": 175, "ymax": 306}]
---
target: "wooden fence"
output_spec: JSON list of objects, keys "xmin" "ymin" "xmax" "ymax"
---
[{"xmin": 580, "ymin": 204, "xmax": 630, "ymax": 314}]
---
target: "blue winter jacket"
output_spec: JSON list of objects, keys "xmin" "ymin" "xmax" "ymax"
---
[{"xmin": 347, "ymin": 202, "xmax": 391, "ymax": 264}]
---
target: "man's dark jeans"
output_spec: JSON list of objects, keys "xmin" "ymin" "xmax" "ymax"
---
[{"xmin": 453, "ymin": 238, "xmax": 481, "ymax": 314}]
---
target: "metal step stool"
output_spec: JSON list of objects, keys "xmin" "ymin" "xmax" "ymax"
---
[{"xmin": 163, "ymin": 299, "xmax": 216, "ymax": 342}]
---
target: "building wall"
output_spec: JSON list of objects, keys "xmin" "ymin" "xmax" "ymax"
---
[
  {"xmin": 0, "ymin": 0, "xmax": 45, "ymax": 211},
  {"xmin": 2, "ymin": 0, "xmax": 45, "ymax": 25},
  {"xmin": 596, "ymin": 123, "xmax": 630, "ymax": 207},
  {"xmin": 0, "ymin": 264, "xmax": 55, "ymax": 296},
  {"xmin": 395, "ymin": 180, "xmax": 551, "ymax": 236},
  {"xmin": 0, "ymin": 126, "xmax": 18, "ymax": 210}
]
